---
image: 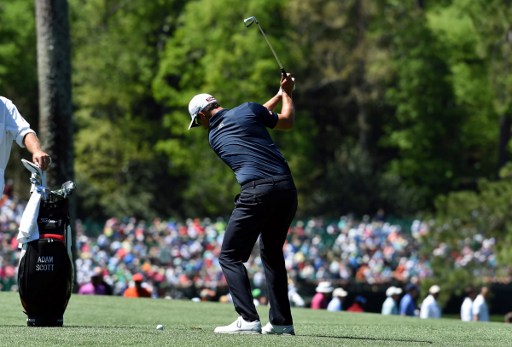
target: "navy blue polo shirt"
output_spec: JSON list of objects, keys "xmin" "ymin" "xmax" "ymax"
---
[{"xmin": 208, "ymin": 102, "xmax": 291, "ymax": 185}]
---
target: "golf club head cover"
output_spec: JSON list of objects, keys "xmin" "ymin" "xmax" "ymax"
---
[{"xmin": 18, "ymin": 197, "xmax": 73, "ymax": 327}]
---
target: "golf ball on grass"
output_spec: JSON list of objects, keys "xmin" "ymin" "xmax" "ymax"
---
[{"xmin": 156, "ymin": 324, "xmax": 164, "ymax": 331}]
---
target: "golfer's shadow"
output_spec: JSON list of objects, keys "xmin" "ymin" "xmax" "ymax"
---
[
  {"xmin": 32, "ymin": 325, "xmax": 137, "ymax": 329},
  {"xmin": 296, "ymin": 334, "xmax": 433, "ymax": 344}
]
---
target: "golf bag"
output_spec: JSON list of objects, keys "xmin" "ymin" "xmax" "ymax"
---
[{"xmin": 17, "ymin": 159, "xmax": 75, "ymax": 327}]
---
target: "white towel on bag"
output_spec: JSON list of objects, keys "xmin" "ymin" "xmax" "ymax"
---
[
  {"xmin": 17, "ymin": 187, "xmax": 42, "ymax": 245},
  {"xmin": 17, "ymin": 159, "xmax": 47, "ymax": 247}
]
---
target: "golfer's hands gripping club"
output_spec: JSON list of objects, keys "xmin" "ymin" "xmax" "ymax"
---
[
  {"xmin": 278, "ymin": 73, "xmax": 295, "ymax": 96},
  {"xmin": 33, "ymin": 150, "xmax": 52, "ymax": 171}
]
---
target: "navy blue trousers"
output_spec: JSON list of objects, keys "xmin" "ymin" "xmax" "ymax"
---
[{"xmin": 219, "ymin": 176, "xmax": 297, "ymax": 325}]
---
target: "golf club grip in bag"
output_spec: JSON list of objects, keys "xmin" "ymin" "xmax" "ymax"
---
[{"xmin": 18, "ymin": 197, "xmax": 73, "ymax": 327}]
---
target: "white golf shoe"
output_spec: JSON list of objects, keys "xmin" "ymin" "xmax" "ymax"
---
[
  {"xmin": 214, "ymin": 316, "xmax": 262, "ymax": 334},
  {"xmin": 262, "ymin": 322, "xmax": 295, "ymax": 335}
]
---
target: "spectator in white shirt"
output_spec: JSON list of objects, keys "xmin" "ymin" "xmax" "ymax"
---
[
  {"xmin": 472, "ymin": 286, "xmax": 490, "ymax": 322},
  {"xmin": 382, "ymin": 286, "xmax": 402, "ymax": 315},
  {"xmin": 460, "ymin": 286, "xmax": 476, "ymax": 322},
  {"xmin": 420, "ymin": 285, "xmax": 441, "ymax": 319},
  {"xmin": 327, "ymin": 287, "xmax": 348, "ymax": 311}
]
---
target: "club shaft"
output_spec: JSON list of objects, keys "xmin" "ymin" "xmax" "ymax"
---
[{"xmin": 256, "ymin": 24, "xmax": 286, "ymax": 75}]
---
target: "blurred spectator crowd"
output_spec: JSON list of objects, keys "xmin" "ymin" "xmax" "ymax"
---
[{"xmin": 0, "ymin": 194, "xmax": 499, "ymax": 306}]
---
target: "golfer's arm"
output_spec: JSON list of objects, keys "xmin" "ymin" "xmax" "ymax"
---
[
  {"xmin": 274, "ymin": 92, "xmax": 294, "ymax": 130},
  {"xmin": 23, "ymin": 132, "xmax": 44, "ymax": 154},
  {"xmin": 263, "ymin": 93, "xmax": 282, "ymax": 111}
]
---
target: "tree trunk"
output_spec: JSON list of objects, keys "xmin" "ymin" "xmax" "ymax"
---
[
  {"xmin": 35, "ymin": 0, "xmax": 74, "ymax": 187},
  {"xmin": 355, "ymin": 0, "xmax": 370, "ymax": 151},
  {"xmin": 498, "ymin": 114, "xmax": 511, "ymax": 172},
  {"xmin": 35, "ymin": 0, "xmax": 76, "ymax": 290}
]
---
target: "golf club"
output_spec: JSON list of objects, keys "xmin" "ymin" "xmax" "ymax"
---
[{"xmin": 243, "ymin": 16, "xmax": 286, "ymax": 75}]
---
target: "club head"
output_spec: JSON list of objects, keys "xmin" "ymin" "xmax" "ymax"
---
[{"xmin": 243, "ymin": 16, "xmax": 257, "ymax": 28}]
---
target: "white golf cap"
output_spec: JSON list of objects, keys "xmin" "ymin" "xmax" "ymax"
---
[
  {"xmin": 333, "ymin": 287, "xmax": 348, "ymax": 297},
  {"xmin": 386, "ymin": 286, "xmax": 396, "ymax": 297},
  {"xmin": 315, "ymin": 281, "xmax": 334, "ymax": 293},
  {"xmin": 429, "ymin": 285, "xmax": 441, "ymax": 294},
  {"xmin": 187, "ymin": 93, "xmax": 217, "ymax": 130},
  {"xmin": 386, "ymin": 286, "xmax": 403, "ymax": 296}
]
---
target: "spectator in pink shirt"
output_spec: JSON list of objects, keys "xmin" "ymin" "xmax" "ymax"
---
[
  {"xmin": 311, "ymin": 281, "xmax": 333, "ymax": 309},
  {"xmin": 78, "ymin": 267, "xmax": 112, "ymax": 295}
]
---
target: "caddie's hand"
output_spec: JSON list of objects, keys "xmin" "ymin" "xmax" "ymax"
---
[
  {"xmin": 280, "ymin": 73, "xmax": 295, "ymax": 95},
  {"xmin": 33, "ymin": 150, "xmax": 52, "ymax": 171}
]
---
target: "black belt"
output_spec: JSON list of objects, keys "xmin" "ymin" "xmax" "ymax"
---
[{"xmin": 241, "ymin": 175, "xmax": 292, "ymax": 190}]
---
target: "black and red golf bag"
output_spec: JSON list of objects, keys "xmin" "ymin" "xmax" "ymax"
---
[{"xmin": 17, "ymin": 159, "xmax": 75, "ymax": 327}]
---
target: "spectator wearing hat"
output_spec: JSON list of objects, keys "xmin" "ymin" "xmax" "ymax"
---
[
  {"xmin": 382, "ymin": 286, "xmax": 402, "ymax": 315},
  {"xmin": 460, "ymin": 286, "xmax": 476, "ymax": 322},
  {"xmin": 123, "ymin": 273, "xmax": 152, "ymax": 298},
  {"xmin": 311, "ymin": 281, "xmax": 334, "ymax": 309},
  {"xmin": 347, "ymin": 295, "xmax": 367, "ymax": 313},
  {"xmin": 420, "ymin": 285, "xmax": 441, "ymax": 319},
  {"xmin": 327, "ymin": 287, "xmax": 348, "ymax": 311},
  {"xmin": 400, "ymin": 283, "xmax": 419, "ymax": 316}
]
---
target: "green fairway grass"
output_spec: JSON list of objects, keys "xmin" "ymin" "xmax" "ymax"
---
[{"xmin": 0, "ymin": 292, "xmax": 510, "ymax": 346}]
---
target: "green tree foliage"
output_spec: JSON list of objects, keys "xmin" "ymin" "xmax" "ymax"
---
[
  {"xmin": 381, "ymin": 1, "xmax": 499, "ymax": 210},
  {"xmin": 428, "ymin": 1, "xmax": 500, "ymax": 178},
  {"xmin": 4, "ymin": 0, "xmax": 512, "ymax": 230},
  {"xmin": 286, "ymin": 0, "xmax": 421, "ymax": 216},
  {"xmin": 460, "ymin": 0, "xmax": 512, "ymax": 168},
  {"xmin": 0, "ymin": 1, "xmax": 38, "ymax": 109},
  {"xmin": 463, "ymin": 0, "xmax": 512, "ymax": 107},
  {"xmin": 70, "ymin": 0, "xmax": 185, "ymax": 219}
]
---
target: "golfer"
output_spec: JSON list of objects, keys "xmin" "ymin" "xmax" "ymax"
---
[
  {"xmin": 1, "ymin": 96, "xmax": 50, "ymax": 194},
  {"xmin": 188, "ymin": 73, "xmax": 296, "ymax": 335}
]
